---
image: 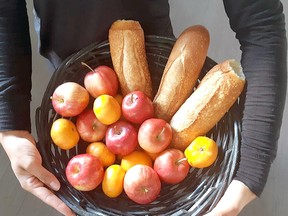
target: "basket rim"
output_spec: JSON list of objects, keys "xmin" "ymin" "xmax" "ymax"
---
[{"xmin": 35, "ymin": 35, "xmax": 241, "ymax": 216}]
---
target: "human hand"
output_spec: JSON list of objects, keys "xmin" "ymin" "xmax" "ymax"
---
[
  {"xmin": 0, "ymin": 130, "xmax": 75, "ymax": 216},
  {"xmin": 203, "ymin": 180, "xmax": 256, "ymax": 216}
]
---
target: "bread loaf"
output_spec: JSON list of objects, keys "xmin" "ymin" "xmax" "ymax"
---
[
  {"xmin": 170, "ymin": 59, "xmax": 246, "ymax": 150},
  {"xmin": 153, "ymin": 25, "xmax": 210, "ymax": 122},
  {"xmin": 109, "ymin": 20, "xmax": 153, "ymax": 99}
]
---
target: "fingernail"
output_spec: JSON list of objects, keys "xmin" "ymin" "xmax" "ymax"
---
[{"xmin": 50, "ymin": 181, "xmax": 60, "ymax": 191}]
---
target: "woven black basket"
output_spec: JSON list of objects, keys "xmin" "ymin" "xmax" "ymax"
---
[{"xmin": 35, "ymin": 35, "xmax": 241, "ymax": 216}]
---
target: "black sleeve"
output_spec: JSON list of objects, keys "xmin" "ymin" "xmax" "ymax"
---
[
  {"xmin": 223, "ymin": 0, "xmax": 287, "ymax": 196},
  {"xmin": 0, "ymin": 0, "xmax": 32, "ymax": 132}
]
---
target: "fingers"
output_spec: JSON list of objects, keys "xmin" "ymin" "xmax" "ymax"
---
[
  {"xmin": 20, "ymin": 173, "xmax": 75, "ymax": 216},
  {"xmin": 19, "ymin": 158, "xmax": 75, "ymax": 215},
  {"xmin": 29, "ymin": 183, "xmax": 75, "ymax": 216},
  {"xmin": 203, "ymin": 180, "xmax": 257, "ymax": 216},
  {"xmin": 29, "ymin": 164, "xmax": 61, "ymax": 191},
  {"xmin": 203, "ymin": 212, "xmax": 219, "ymax": 216},
  {"xmin": 1, "ymin": 131, "xmax": 75, "ymax": 215},
  {"xmin": 16, "ymin": 143, "xmax": 61, "ymax": 191}
]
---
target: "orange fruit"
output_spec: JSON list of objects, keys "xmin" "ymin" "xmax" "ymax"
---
[
  {"xmin": 184, "ymin": 136, "xmax": 218, "ymax": 168},
  {"xmin": 121, "ymin": 151, "xmax": 153, "ymax": 171},
  {"xmin": 145, "ymin": 151, "xmax": 161, "ymax": 161},
  {"xmin": 93, "ymin": 94, "xmax": 121, "ymax": 125},
  {"xmin": 50, "ymin": 118, "xmax": 79, "ymax": 150},
  {"xmin": 86, "ymin": 142, "xmax": 116, "ymax": 167},
  {"xmin": 102, "ymin": 164, "xmax": 126, "ymax": 198},
  {"xmin": 114, "ymin": 93, "xmax": 123, "ymax": 106}
]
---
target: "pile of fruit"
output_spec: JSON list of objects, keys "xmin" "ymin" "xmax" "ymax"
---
[{"xmin": 49, "ymin": 63, "xmax": 218, "ymax": 205}]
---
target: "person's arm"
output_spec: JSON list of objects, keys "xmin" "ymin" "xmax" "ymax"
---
[
  {"xmin": 225, "ymin": 0, "xmax": 287, "ymax": 197},
  {"xmin": 206, "ymin": 0, "xmax": 287, "ymax": 215},
  {"xmin": 0, "ymin": 0, "xmax": 31, "ymax": 130},
  {"xmin": 0, "ymin": 1, "xmax": 74, "ymax": 215}
]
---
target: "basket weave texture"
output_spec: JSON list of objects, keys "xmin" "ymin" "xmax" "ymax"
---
[{"xmin": 35, "ymin": 36, "xmax": 241, "ymax": 216}]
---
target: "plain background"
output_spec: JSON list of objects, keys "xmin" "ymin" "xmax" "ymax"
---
[{"xmin": 0, "ymin": 1, "xmax": 287, "ymax": 215}]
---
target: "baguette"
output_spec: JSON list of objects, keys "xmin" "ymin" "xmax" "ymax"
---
[
  {"xmin": 153, "ymin": 25, "xmax": 210, "ymax": 122},
  {"xmin": 109, "ymin": 20, "xmax": 153, "ymax": 99},
  {"xmin": 170, "ymin": 59, "xmax": 246, "ymax": 150}
]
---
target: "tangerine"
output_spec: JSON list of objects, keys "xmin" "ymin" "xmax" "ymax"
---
[
  {"xmin": 121, "ymin": 150, "xmax": 153, "ymax": 171},
  {"xmin": 86, "ymin": 142, "xmax": 116, "ymax": 167},
  {"xmin": 184, "ymin": 136, "xmax": 218, "ymax": 168},
  {"xmin": 102, "ymin": 164, "xmax": 126, "ymax": 198},
  {"xmin": 50, "ymin": 118, "xmax": 79, "ymax": 150},
  {"xmin": 114, "ymin": 93, "xmax": 123, "ymax": 106},
  {"xmin": 145, "ymin": 151, "xmax": 161, "ymax": 161},
  {"xmin": 93, "ymin": 94, "xmax": 121, "ymax": 125}
]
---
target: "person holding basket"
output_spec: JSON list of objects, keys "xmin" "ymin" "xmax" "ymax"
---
[{"xmin": 0, "ymin": 0, "xmax": 286, "ymax": 215}]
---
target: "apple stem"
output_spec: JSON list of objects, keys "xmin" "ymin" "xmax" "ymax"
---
[
  {"xmin": 92, "ymin": 123, "xmax": 97, "ymax": 131},
  {"xmin": 113, "ymin": 125, "xmax": 122, "ymax": 135},
  {"xmin": 177, "ymin": 157, "xmax": 187, "ymax": 165},
  {"xmin": 81, "ymin": 62, "xmax": 95, "ymax": 72},
  {"xmin": 157, "ymin": 127, "xmax": 166, "ymax": 140},
  {"xmin": 130, "ymin": 93, "xmax": 136, "ymax": 103},
  {"xmin": 73, "ymin": 164, "xmax": 81, "ymax": 174},
  {"xmin": 50, "ymin": 96, "xmax": 64, "ymax": 103}
]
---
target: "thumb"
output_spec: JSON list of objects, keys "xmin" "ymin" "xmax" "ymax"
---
[{"xmin": 28, "ymin": 162, "xmax": 61, "ymax": 191}]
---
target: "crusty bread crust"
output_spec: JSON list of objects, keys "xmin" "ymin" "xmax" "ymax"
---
[
  {"xmin": 170, "ymin": 59, "xmax": 246, "ymax": 150},
  {"xmin": 109, "ymin": 20, "xmax": 153, "ymax": 98},
  {"xmin": 153, "ymin": 25, "xmax": 210, "ymax": 122}
]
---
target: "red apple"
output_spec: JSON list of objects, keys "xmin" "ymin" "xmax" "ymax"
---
[
  {"xmin": 65, "ymin": 154, "xmax": 104, "ymax": 191},
  {"xmin": 153, "ymin": 148, "xmax": 190, "ymax": 184},
  {"xmin": 51, "ymin": 82, "xmax": 90, "ymax": 117},
  {"xmin": 105, "ymin": 120, "xmax": 138, "ymax": 156},
  {"xmin": 124, "ymin": 165, "xmax": 161, "ymax": 204},
  {"xmin": 83, "ymin": 63, "xmax": 119, "ymax": 98},
  {"xmin": 122, "ymin": 91, "xmax": 154, "ymax": 124},
  {"xmin": 138, "ymin": 118, "xmax": 172, "ymax": 153},
  {"xmin": 76, "ymin": 109, "xmax": 108, "ymax": 142}
]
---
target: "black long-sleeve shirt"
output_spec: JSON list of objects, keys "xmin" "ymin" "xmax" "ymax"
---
[{"xmin": 0, "ymin": 0, "xmax": 287, "ymax": 197}]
